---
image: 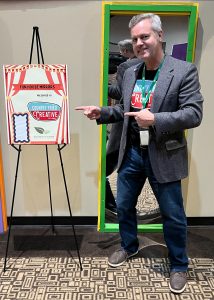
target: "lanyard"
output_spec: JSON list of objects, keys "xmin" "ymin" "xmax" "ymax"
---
[{"xmin": 141, "ymin": 59, "xmax": 164, "ymax": 109}]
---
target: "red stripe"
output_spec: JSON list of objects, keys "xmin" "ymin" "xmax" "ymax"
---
[
  {"xmin": 8, "ymin": 72, "xmax": 15, "ymax": 96},
  {"xmin": 57, "ymin": 72, "xmax": 65, "ymax": 95},
  {"xmin": 56, "ymin": 99, "xmax": 63, "ymax": 143},
  {"xmin": 12, "ymin": 70, "xmax": 26, "ymax": 96},
  {"xmin": 45, "ymin": 70, "xmax": 61, "ymax": 96}
]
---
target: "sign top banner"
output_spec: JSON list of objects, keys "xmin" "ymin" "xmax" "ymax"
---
[{"xmin": 3, "ymin": 64, "xmax": 70, "ymax": 145}]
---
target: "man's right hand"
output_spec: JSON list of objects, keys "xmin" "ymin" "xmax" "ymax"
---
[{"xmin": 75, "ymin": 106, "xmax": 101, "ymax": 120}]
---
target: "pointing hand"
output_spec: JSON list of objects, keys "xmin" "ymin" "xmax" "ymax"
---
[
  {"xmin": 75, "ymin": 106, "xmax": 101, "ymax": 120},
  {"xmin": 125, "ymin": 109, "xmax": 155, "ymax": 127}
]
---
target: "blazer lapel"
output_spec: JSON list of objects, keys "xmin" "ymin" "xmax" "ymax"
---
[
  {"xmin": 124, "ymin": 62, "xmax": 143, "ymax": 112},
  {"xmin": 151, "ymin": 56, "xmax": 174, "ymax": 113}
]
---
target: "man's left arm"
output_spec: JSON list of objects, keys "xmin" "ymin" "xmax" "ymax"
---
[{"xmin": 153, "ymin": 64, "xmax": 204, "ymax": 134}]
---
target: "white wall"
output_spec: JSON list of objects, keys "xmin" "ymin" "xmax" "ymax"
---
[
  {"xmin": 0, "ymin": 1, "xmax": 102, "ymax": 216},
  {"xmin": 185, "ymin": 1, "xmax": 214, "ymax": 216},
  {"xmin": 0, "ymin": 1, "xmax": 213, "ymax": 218}
]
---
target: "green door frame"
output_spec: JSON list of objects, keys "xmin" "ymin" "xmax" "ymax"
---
[{"xmin": 98, "ymin": 2, "xmax": 199, "ymax": 232}]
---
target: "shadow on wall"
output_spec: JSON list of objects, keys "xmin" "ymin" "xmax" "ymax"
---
[
  {"xmin": 182, "ymin": 129, "xmax": 201, "ymax": 216},
  {"xmin": 194, "ymin": 17, "xmax": 203, "ymax": 71},
  {"xmin": 194, "ymin": 3, "xmax": 214, "ymax": 70}
]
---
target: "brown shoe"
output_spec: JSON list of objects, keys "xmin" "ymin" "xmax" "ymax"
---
[{"xmin": 169, "ymin": 271, "xmax": 187, "ymax": 294}]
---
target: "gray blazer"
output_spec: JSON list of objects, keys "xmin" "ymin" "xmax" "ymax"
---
[
  {"xmin": 108, "ymin": 58, "xmax": 141, "ymax": 100},
  {"xmin": 107, "ymin": 58, "xmax": 141, "ymax": 155},
  {"xmin": 99, "ymin": 55, "xmax": 203, "ymax": 183}
]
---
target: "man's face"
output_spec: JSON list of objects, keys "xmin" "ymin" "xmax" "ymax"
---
[
  {"xmin": 131, "ymin": 18, "xmax": 162, "ymax": 60},
  {"xmin": 120, "ymin": 48, "xmax": 129, "ymax": 58}
]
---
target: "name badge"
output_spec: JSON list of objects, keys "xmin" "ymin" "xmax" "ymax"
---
[{"xmin": 140, "ymin": 129, "xmax": 149, "ymax": 146}]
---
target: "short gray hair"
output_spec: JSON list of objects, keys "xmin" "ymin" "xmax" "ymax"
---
[
  {"xmin": 118, "ymin": 39, "xmax": 134, "ymax": 53},
  {"xmin": 129, "ymin": 13, "xmax": 162, "ymax": 33}
]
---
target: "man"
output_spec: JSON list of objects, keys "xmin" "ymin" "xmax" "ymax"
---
[
  {"xmin": 107, "ymin": 40, "xmax": 161, "ymax": 220},
  {"xmin": 106, "ymin": 40, "xmax": 141, "ymax": 214},
  {"xmin": 76, "ymin": 13, "xmax": 203, "ymax": 294},
  {"xmin": 118, "ymin": 39, "xmax": 136, "ymax": 60},
  {"xmin": 109, "ymin": 39, "xmax": 140, "ymax": 100}
]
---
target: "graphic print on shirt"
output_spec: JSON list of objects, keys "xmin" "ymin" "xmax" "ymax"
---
[{"xmin": 131, "ymin": 79, "xmax": 156, "ymax": 110}]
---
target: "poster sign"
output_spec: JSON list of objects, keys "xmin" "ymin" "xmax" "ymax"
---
[{"xmin": 3, "ymin": 64, "xmax": 70, "ymax": 145}]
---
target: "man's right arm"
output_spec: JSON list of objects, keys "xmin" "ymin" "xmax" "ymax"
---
[
  {"xmin": 75, "ymin": 104, "xmax": 124, "ymax": 124},
  {"xmin": 75, "ymin": 106, "xmax": 101, "ymax": 120}
]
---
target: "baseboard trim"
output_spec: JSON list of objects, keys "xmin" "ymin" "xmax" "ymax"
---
[
  {"xmin": 7, "ymin": 216, "xmax": 98, "ymax": 226},
  {"xmin": 6, "ymin": 216, "xmax": 214, "ymax": 226},
  {"xmin": 187, "ymin": 217, "xmax": 214, "ymax": 226}
]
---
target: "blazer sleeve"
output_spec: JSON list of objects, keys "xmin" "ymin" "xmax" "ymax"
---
[
  {"xmin": 97, "ymin": 103, "xmax": 124, "ymax": 124},
  {"xmin": 108, "ymin": 63, "xmax": 127, "ymax": 100},
  {"xmin": 153, "ymin": 63, "xmax": 203, "ymax": 135}
]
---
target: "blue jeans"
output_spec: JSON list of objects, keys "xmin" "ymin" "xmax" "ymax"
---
[{"xmin": 117, "ymin": 145, "xmax": 188, "ymax": 272}]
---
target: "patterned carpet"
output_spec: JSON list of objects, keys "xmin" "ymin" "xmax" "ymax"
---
[
  {"xmin": 0, "ymin": 256, "xmax": 214, "ymax": 299},
  {"xmin": 0, "ymin": 225, "xmax": 214, "ymax": 299}
]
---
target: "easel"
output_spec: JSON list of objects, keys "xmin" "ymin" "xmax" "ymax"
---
[{"xmin": 3, "ymin": 27, "xmax": 82, "ymax": 272}]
